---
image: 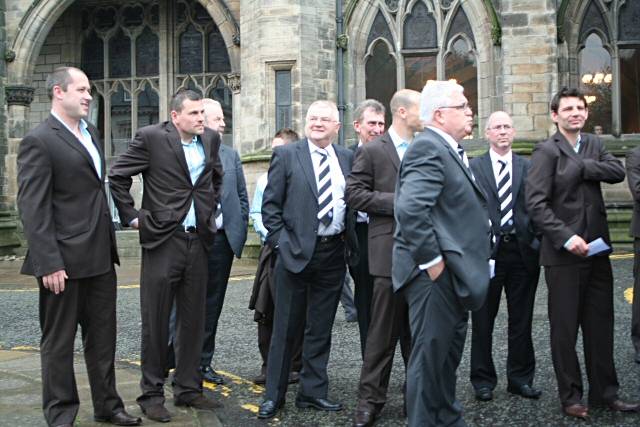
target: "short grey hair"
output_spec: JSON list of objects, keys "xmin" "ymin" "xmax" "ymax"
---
[
  {"xmin": 353, "ymin": 99, "xmax": 385, "ymax": 123},
  {"xmin": 420, "ymin": 80, "xmax": 464, "ymax": 125},
  {"xmin": 46, "ymin": 66, "xmax": 81, "ymax": 100},
  {"xmin": 306, "ymin": 100, "xmax": 339, "ymax": 122}
]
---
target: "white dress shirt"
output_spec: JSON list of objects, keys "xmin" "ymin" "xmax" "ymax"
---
[
  {"xmin": 51, "ymin": 110, "xmax": 102, "ymax": 178},
  {"xmin": 308, "ymin": 141, "xmax": 346, "ymax": 236},
  {"xmin": 388, "ymin": 125, "xmax": 410, "ymax": 161}
]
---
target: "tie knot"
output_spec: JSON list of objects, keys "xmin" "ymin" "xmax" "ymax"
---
[{"xmin": 317, "ymin": 148, "xmax": 328, "ymax": 158}]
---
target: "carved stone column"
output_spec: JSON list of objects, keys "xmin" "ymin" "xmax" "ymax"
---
[{"xmin": 5, "ymin": 85, "xmax": 35, "ymax": 209}]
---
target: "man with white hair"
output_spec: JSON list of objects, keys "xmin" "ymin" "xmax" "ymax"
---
[
  {"xmin": 258, "ymin": 100, "xmax": 355, "ymax": 419},
  {"xmin": 393, "ymin": 81, "xmax": 491, "ymax": 426}
]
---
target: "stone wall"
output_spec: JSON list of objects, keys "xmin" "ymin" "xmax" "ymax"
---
[{"xmin": 498, "ymin": 0, "xmax": 558, "ymax": 140}]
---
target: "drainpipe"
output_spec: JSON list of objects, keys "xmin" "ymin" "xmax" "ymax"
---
[{"xmin": 336, "ymin": 0, "xmax": 345, "ymax": 146}]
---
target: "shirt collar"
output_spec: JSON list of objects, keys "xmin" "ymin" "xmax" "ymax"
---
[
  {"xmin": 388, "ymin": 126, "xmax": 409, "ymax": 149},
  {"xmin": 181, "ymin": 135, "xmax": 199, "ymax": 146},
  {"xmin": 307, "ymin": 139, "xmax": 335, "ymax": 157},
  {"xmin": 489, "ymin": 148, "xmax": 512, "ymax": 165},
  {"xmin": 51, "ymin": 110, "xmax": 88, "ymax": 135},
  {"xmin": 427, "ymin": 125, "xmax": 459, "ymax": 150}
]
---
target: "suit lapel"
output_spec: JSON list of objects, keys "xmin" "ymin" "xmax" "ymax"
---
[
  {"xmin": 165, "ymin": 123, "xmax": 191, "ymax": 179},
  {"xmin": 554, "ymin": 131, "xmax": 581, "ymax": 163},
  {"xmin": 335, "ymin": 145, "xmax": 351, "ymax": 178},
  {"xmin": 296, "ymin": 139, "xmax": 319, "ymax": 197},
  {"xmin": 49, "ymin": 115, "xmax": 101, "ymax": 181},
  {"xmin": 511, "ymin": 154, "xmax": 523, "ymax": 203},
  {"xmin": 86, "ymin": 125, "xmax": 106, "ymax": 179},
  {"xmin": 381, "ymin": 132, "xmax": 400, "ymax": 171},
  {"xmin": 478, "ymin": 152, "xmax": 498, "ymax": 200}
]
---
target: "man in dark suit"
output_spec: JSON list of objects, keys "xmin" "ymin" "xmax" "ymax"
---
[
  {"xmin": 109, "ymin": 90, "xmax": 224, "ymax": 422},
  {"xmin": 626, "ymin": 146, "xmax": 640, "ymax": 364},
  {"xmin": 347, "ymin": 89, "xmax": 421, "ymax": 426},
  {"xmin": 469, "ymin": 111, "xmax": 541, "ymax": 402},
  {"xmin": 393, "ymin": 81, "xmax": 491, "ymax": 426},
  {"xmin": 257, "ymin": 101, "xmax": 354, "ymax": 419},
  {"xmin": 198, "ymin": 99, "xmax": 249, "ymax": 384},
  {"xmin": 348, "ymin": 99, "xmax": 385, "ymax": 355},
  {"xmin": 526, "ymin": 87, "xmax": 637, "ymax": 420},
  {"xmin": 17, "ymin": 66, "xmax": 140, "ymax": 427}
]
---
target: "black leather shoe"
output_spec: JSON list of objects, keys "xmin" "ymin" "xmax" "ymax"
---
[
  {"xmin": 175, "ymin": 394, "xmax": 223, "ymax": 410},
  {"xmin": 94, "ymin": 410, "xmax": 142, "ymax": 426},
  {"xmin": 258, "ymin": 399, "xmax": 284, "ymax": 419},
  {"xmin": 353, "ymin": 409, "xmax": 377, "ymax": 427},
  {"xmin": 295, "ymin": 395, "xmax": 343, "ymax": 411},
  {"xmin": 475, "ymin": 387, "xmax": 493, "ymax": 401},
  {"xmin": 201, "ymin": 365, "xmax": 226, "ymax": 385},
  {"xmin": 507, "ymin": 383, "xmax": 541, "ymax": 399},
  {"xmin": 608, "ymin": 399, "xmax": 640, "ymax": 412},
  {"xmin": 288, "ymin": 371, "xmax": 300, "ymax": 384},
  {"xmin": 140, "ymin": 403, "xmax": 171, "ymax": 423},
  {"xmin": 54, "ymin": 424, "xmax": 73, "ymax": 427},
  {"xmin": 253, "ymin": 373, "xmax": 266, "ymax": 385}
]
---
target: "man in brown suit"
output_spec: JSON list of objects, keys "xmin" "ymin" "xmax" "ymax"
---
[
  {"xmin": 627, "ymin": 146, "xmax": 640, "ymax": 364},
  {"xmin": 17, "ymin": 66, "xmax": 140, "ymax": 427},
  {"xmin": 526, "ymin": 87, "xmax": 638, "ymax": 420},
  {"xmin": 346, "ymin": 89, "xmax": 422, "ymax": 426},
  {"xmin": 109, "ymin": 90, "xmax": 223, "ymax": 422}
]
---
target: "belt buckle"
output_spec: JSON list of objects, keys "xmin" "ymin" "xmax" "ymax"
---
[
  {"xmin": 185, "ymin": 226, "xmax": 197, "ymax": 233},
  {"xmin": 502, "ymin": 234, "xmax": 512, "ymax": 243}
]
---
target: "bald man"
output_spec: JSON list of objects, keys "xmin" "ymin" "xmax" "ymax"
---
[{"xmin": 469, "ymin": 111, "xmax": 541, "ymax": 402}]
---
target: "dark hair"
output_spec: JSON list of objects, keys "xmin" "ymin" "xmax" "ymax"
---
[
  {"xmin": 353, "ymin": 99, "xmax": 385, "ymax": 123},
  {"xmin": 274, "ymin": 128, "xmax": 299, "ymax": 144},
  {"xmin": 45, "ymin": 67, "xmax": 78, "ymax": 100},
  {"xmin": 550, "ymin": 87, "xmax": 587, "ymax": 113},
  {"xmin": 170, "ymin": 89, "xmax": 202, "ymax": 113}
]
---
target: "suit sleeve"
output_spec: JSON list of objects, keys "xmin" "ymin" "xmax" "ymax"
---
[
  {"xmin": 108, "ymin": 130, "xmax": 150, "ymax": 225},
  {"xmin": 525, "ymin": 143, "xmax": 575, "ymax": 250},
  {"xmin": 627, "ymin": 148, "xmax": 640, "ymax": 203},
  {"xmin": 582, "ymin": 136, "xmax": 625, "ymax": 184},
  {"xmin": 346, "ymin": 146, "xmax": 394, "ymax": 215},
  {"xmin": 262, "ymin": 148, "xmax": 286, "ymax": 247},
  {"xmin": 17, "ymin": 134, "xmax": 65, "ymax": 276},
  {"xmin": 234, "ymin": 150, "xmax": 249, "ymax": 224},
  {"xmin": 395, "ymin": 139, "xmax": 444, "ymax": 265}
]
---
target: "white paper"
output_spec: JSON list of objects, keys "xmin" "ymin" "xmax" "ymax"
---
[
  {"xmin": 587, "ymin": 237, "xmax": 610, "ymax": 257},
  {"xmin": 489, "ymin": 259, "xmax": 495, "ymax": 279}
]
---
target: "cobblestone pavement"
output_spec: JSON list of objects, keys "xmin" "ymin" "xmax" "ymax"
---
[{"xmin": 1, "ymin": 254, "xmax": 640, "ymax": 426}]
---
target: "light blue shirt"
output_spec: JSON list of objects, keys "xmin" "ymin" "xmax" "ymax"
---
[
  {"xmin": 388, "ymin": 125, "xmax": 410, "ymax": 161},
  {"xmin": 250, "ymin": 172, "xmax": 269, "ymax": 242},
  {"xmin": 181, "ymin": 136, "xmax": 205, "ymax": 228},
  {"xmin": 51, "ymin": 110, "xmax": 101, "ymax": 178}
]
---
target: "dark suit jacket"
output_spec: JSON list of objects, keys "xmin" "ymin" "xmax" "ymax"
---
[
  {"xmin": 17, "ymin": 114, "xmax": 119, "ymax": 278},
  {"xmin": 526, "ymin": 131, "xmax": 625, "ymax": 266},
  {"xmin": 470, "ymin": 150, "xmax": 539, "ymax": 273},
  {"xmin": 626, "ymin": 146, "xmax": 640, "ymax": 238},
  {"xmin": 393, "ymin": 127, "xmax": 491, "ymax": 310},
  {"xmin": 218, "ymin": 144, "xmax": 249, "ymax": 257},
  {"xmin": 108, "ymin": 121, "xmax": 223, "ymax": 250},
  {"xmin": 346, "ymin": 132, "xmax": 398, "ymax": 277},
  {"xmin": 262, "ymin": 139, "xmax": 354, "ymax": 274}
]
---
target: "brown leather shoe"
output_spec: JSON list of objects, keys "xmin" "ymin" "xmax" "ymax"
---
[
  {"xmin": 353, "ymin": 409, "xmax": 377, "ymax": 427},
  {"xmin": 563, "ymin": 403, "xmax": 589, "ymax": 419},
  {"xmin": 608, "ymin": 400, "xmax": 640, "ymax": 412}
]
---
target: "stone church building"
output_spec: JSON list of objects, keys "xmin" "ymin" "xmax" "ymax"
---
[{"xmin": 0, "ymin": 0, "xmax": 638, "ymax": 253}]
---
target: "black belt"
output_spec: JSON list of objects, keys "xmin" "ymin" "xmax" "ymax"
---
[
  {"xmin": 501, "ymin": 233, "xmax": 516, "ymax": 243},
  {"xmin": 316, "ymin": 233, "xmax": 343, "ymax": 243},
  {"xmin": 185, "ymin": 226, "xmax": 197, "ymax": 233}
]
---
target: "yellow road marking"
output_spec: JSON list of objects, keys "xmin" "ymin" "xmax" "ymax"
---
[
  {"xmin": 11, "ymin": 345, "xmax": 39, "ymax": 351},
  {"xmin": 611, "ymin": 253, "xmax": 634, "ymax": 260},
  {"xmin": 625, "ymin": 287, "xmax": 634, "ymax": 304}
]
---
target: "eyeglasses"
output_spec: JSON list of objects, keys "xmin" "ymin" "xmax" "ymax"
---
[
  {"xmin": 438, "ymin": 103, "xmax": 471, "ymax": 111},
  {"xmin": 489, "ymin": 124, "xmax": 513, "ymax": 131},
  {"xmin": 308, "ymin": 116, "xmax": 336, "ymax": 124}
]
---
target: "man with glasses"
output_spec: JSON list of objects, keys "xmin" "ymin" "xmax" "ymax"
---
[
  {"xmin": 257, "ymin": 101, "xmax": 355, "ymax": 419},
  {"xmin": 393, "ymin": 81, "xmax": 491, "ymax": 426},
  {"xmin": 469, "ymin": 111, "xmax": 541, "ymax": 402}
]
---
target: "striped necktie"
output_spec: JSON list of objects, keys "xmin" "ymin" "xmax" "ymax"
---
[
  {"xmin": 316, "ymin": 149, "xmax": 333, "ymax": 226},
  {"xmin": 497, "ymin": 160, "xmax": 514, "ymax": 233}
]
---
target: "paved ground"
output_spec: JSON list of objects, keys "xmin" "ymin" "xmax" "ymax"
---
[{"xmin": 1, "ymin": 253, "xmax": 640, "ymax": 426}]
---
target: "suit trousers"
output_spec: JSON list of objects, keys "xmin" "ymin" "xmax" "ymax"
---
[
  {"xmin": 138, "ymin": 231, "xmax": 208, "ymax": 407},
  {"xmin": 470, "ymin": 239, "xmax": 539, "ymax": 390},
  {"xmin": 545, "ymin": 256, "xmax": 619, "ymax": 406},
  {"xmin": 349, "ymin": 222, "xmax": 374, "ymax": 357},
  {"xmin": 632, "ymin": 238, "xmax": 640, "ymax": 356},
  {"xmin": 201, "ymin": 230, "xmax": 235, "ymax": 368},
  {"xmin": 356, "ymin": 275, "xmax": 411, "ymax": 412},
  {"xmin": 258, "ymin": 315, "xmax": 304, "ymax": 375},
  {"xmin": 265, "ymin": 237, "xmax": 346, "ymax": 403},
  {"xmin": 39, "ymin": 269, "xmax": 123, "ymax": 427},
  {"xmin": 402, "ymin": 269, "xmax": 468, "ymax": 427}
]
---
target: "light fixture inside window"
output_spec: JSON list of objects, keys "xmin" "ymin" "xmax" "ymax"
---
[{"xmin": 582, "ymin": 73, "xmax": 593, "ymax": 84}]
